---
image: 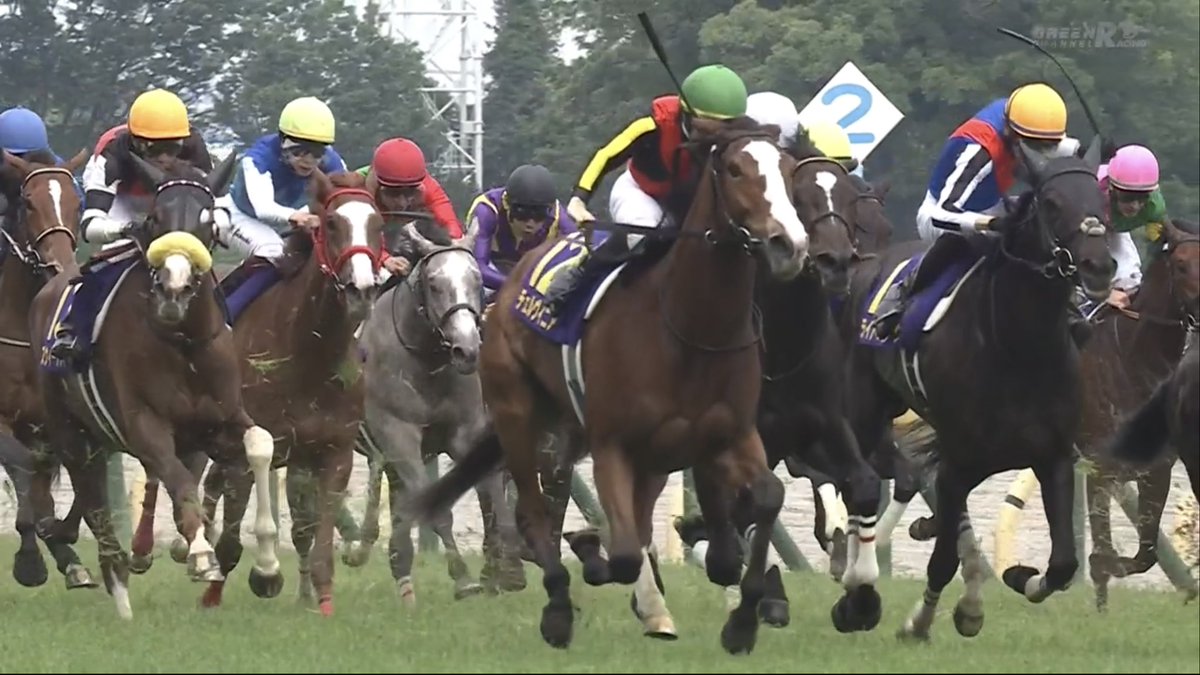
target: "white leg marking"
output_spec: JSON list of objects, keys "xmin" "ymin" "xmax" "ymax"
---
[
  {"xmin": 244, "ymin": 426, "xmax": 279, "ymax": 576},
  {"xmin": 634, "ymin": 547, "xmax": 676, "ymax": 636},
  {"xmin": 877, "ymin": 496, "xmax": 910, "ymax": 547},
  {"xmin": 842, "ymin": 515, "xmax": 880, "ymax": 588},
  {"xmin": 817, "ymin": 483, "xmax": 845, "ymax": 541},
  {"xmin": 109, "ymin": 567, "xmax": 132, "ymax": 620}
]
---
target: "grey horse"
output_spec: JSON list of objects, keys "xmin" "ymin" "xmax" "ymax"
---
[{"xmin": 341, "ymin": 219, "xmax": 526, "ymax": 603}]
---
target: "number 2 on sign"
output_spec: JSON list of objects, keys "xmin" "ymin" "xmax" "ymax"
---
[{"xmin": 821, "ymin": 83, "xmax": 875, "ymax": 145}]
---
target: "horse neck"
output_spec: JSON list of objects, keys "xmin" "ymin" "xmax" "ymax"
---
[
  {"xmin": 172, "ymin": 273, "xmax": 223, "ymax": 343},
  {"xmin": 661, "ymin": 175, "xmax": 757, "ymax": 350},
  {"xmin": 0, "ymin": 256, "xmax": 39, "ymax": 340},
  {"xmin": 988, "ymin": 230, "xmax": 1074, "ymax": 364},
  {"xmin": 291, "ymin": 250, "xmax": 359, "ymax": 372},
  {"xmin": 1117, "ymin": 253, "xmax": 1188, "ymax": 370},
  {"xmin": 761, "ymin": 273, "xmax": 826, "ymax": 370}
]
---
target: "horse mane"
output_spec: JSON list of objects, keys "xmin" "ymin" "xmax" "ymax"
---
[
  {"xmin": 329, "ymin": 171, "xmax": 367, "ymax": 189},
  {"xmin": 155, "ymin": 155, "xmax": 208, "ymax": 182},
  {"xmin": 784, "ymin": 124, "xmax": 826, "ymax": 162},
  {"xmin": 1171, "ymin": 217, "xmax": 1199, "ymax": 236},
  {"xmin": 412, "ymin": 218, "xmax": 454, "ymax": 247}
]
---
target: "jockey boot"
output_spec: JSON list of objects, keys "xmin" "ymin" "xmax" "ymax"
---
[
  {"xmin": 273, "ymin": 236, "xmax": 311, "ymax": 279},
  {"xmin": 47, "ymin": 323, "xmax": 82, "ymax": 363},
  {"xmin": 543, "ymin": 234, "xmax": 629, "ymax": 315}
]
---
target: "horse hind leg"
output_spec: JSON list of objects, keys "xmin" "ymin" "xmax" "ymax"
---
[
  {"xmin": 1, "ymin": 440, "xmax": 49, "ymax": 587},
  {"xmin": 286, "ymin": 465, "xmax": 319, "ymax": 604},
  {"xmin": 951, "ymin": 509, "xmax": 987, "ymax": 637},
  {"xmin": 342, "ymin": 448, "xmax": 383, "ymax": 568},
  {"xmin": 28, "ymin": 461, "xmax": 95, "ymax": 589},
  {"xmin": 201, "ymin": 460, "xmax": 256, "ymax": 608},
  {"xmin": 1110, "ymin": 466, "xmax": 1172, "ymax": 578},
  {"xmin": 129, "ymin": 475, "xmax": 160, "ymax": 574},
  {"xmin": 383, "ymin": 461, "xmax": 419, "ymax": 606},
  {"xmin": 431, "ymin": 499, "xmax": 485, "ymax": 599},
  {"xmin": 1084, "ymin": 471, "xmax": 1118, "ymax": 612}
]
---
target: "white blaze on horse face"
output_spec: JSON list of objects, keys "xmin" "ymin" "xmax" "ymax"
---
[
  {"xmin": 336, "ymin": 201, "xmax": 379, "ymax": 290},
  {"xmin": 815, "ymin": 171, "xmax": 838, "ymax": 216},
  {"xmin": 744, "ymin": 140, "xmax": 808, "ymax": 255},
  {"xmin": 47, "ymin": 179, "xmax": 66, "ymax": 229},
  {"xmin": 437, "ymin": 252, "xmax": 480, "ymax": 340},
  {"xmin": 162, "ymin": 253, "xmax": 193, "ymax": 293}
]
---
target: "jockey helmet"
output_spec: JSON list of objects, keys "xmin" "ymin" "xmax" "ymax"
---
[
  {"xmin": 805, "ymin": 120, "xmax": 853, "ymax": 160},
  {"xmin": 680, "ymin": 64, "xmax": 748, "ymax": 120},
  {"xmin": 278, "ymin": 96, "xmax": 336, "ymax": 145},
  {"xmin": 1106, "ymin": 144, "xmax": 1159, "ymax": 192},
  {"xmin": 1004, "ymin": 82, "xmax": 1068, "ymax": 140},
  {"xmin": 505, "ymin": 164, "xmax": 557, "ymax": 207},
  {"xmin": 128, "ymin": 89, "xmax": 191, "ymax": 140},
  {"xmin": 0, "ymin": 107, "xmax": 50, "ymax": 154},
  {"xmin": 372, "ymin": 138, "xmax": 427, "ymax": 187},
  {"xmin": 746, "ymin": 92, "xmax": 799, "ymax": 146}
]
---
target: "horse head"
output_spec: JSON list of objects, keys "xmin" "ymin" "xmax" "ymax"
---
[
  {"xmin": 786, "ymin": 129, "xmax": 861, "ymax": 296},
  {"xmin": 1000, "ymin": 151, "xmax": 1115, "ymax": 301},
  {"xmin": 849, "ymin": 176, "xmax": 893, "ymax": 256},
  {"xmin": 1, "ymin": 148, "xmax": 88, "ymax": 276},
  {"xmin": 1159, "ymin": 217, "xmax": 1200, "ymax": 324},
  {"xmin": 684, "ymin": 117, "xmax": 808, "ymax": 281},
  {"xmin": 128, "ymin": 150, "xmax": 238, "ymax": 325},
  {"xmin": 308, "ymin": 169, "xmax": 384, "ymax": 322}
]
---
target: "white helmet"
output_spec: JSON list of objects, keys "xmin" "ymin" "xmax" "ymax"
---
[{"xmin": 746, "ymin": 91, "xmax": 799, "ymax": 147}]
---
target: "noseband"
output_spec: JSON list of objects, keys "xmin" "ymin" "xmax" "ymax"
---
[
  {"xmin": 1000, "ymin": 166, "xmax": 1107, "ymax": 281},
  {"xmin": 791, "ymin": 156, "xmax": 857, "ymax": 245},
  {"xmin": 315, "ymin": 188, "xmax": 383, "ymax": 291},
  {"xmin": 1, "ymin": 167, "xmax": 80, "ymax": 275},
  {"xmin": 391, "ymin": 245, "xmax": 481, "ymax": 356}
]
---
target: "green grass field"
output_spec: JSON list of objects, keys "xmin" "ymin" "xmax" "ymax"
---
[{"xmin": 0, "ymin": 538, "xmax": 1196, "ymax": 673}]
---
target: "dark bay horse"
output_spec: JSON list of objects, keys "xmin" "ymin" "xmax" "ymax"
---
[
  {"xmin": 409, "ymin": 121, "xmax": 809, "ymax": 654},
  {"xmin": 840, "ymin": 151, "xmax": 1115, "ymax": 641},
  {"xmin": 28, "ymin": 152, "xmax": 276, "ymax": 619},
  {"xmin": 1076, "ymin": 217, "xmax": 1200, "ymax": 610},
  {"xmin": 201, "ymin": 170, "xmax": 383, "ymax": 616},
  {"xmin": 0, "ymin": 149, "xmax": 94, "ymax": 589}
]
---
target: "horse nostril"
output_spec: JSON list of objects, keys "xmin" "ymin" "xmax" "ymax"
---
[
  {"xmin": 767, "ymin": 234, "xmax": 794, "ymax": 259},
  {"xmin": 450, "ymin": 346, "xmax": 468, "ymax": 363}
]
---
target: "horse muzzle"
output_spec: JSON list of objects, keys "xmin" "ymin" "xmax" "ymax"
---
[{"xmin": 764, "ymin": 233, "xmax": 806, "ymax": 281}]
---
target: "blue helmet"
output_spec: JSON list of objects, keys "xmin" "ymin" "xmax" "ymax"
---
[{"xmin": 0, "ymin": 107, "xmax": 50, "ymax": 154}]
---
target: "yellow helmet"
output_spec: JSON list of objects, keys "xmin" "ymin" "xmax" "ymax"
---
[
  {"xmin": 278, "ymin": 96, "xmax": 336, "ymax": 144},
  {"xmin": 128, "ymin": 89, "xmax": 190, "ymax": 140},
  {"xmin": 805, "ymin": 120, "xmax": 853, "ymax": 160},
  {"xmin": 1004, "ymin": 83, "xmax": 1067, "ymax": 140}
]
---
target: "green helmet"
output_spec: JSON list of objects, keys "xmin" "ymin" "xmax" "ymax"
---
[{"xmin": 680, "ymin": 64, "xmax": 748, "ymax": 120}]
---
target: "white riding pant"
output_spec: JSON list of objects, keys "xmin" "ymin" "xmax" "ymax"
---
[
  {"xmin": 216, "ymin": 196, "xmax": 288, "ymax": 262},
  {"xmin": 608, "ymin": 168, "xmax": 674, "ymax": 250}
]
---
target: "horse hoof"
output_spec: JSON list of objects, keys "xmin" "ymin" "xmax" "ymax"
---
[
  {"xmin": 248, "ymin": 567, "xmax": 284, "ymax": 599},
  {"xmin": 896, "ymin": 624, "xmax": 931, "ymax": 644},
  {"xmin": 187, "ymin": 551, "xmax": 222, "ymax": 582},
  {"xmin": 759, "ymin": 598, "xmax": 790, "ymax": 628},
  {"xmin": 200, "ymin": 581, "xmax": 225, "ymax": 609},
  {"xmin": 909, "ymin": 517, "xmax": 937, "ymax": 541},
  {"xmin": 720, "ymin": 606, "xmax": 759, "ymax": 655},
  {"xmin": 953, "ymin": 604, "xmax": 984, "ymax": 637},
  {"xmin": 396, "ymin": 577, "xmax": 416, "ymax": 606},
  {"xmin": 341, "ymin": 541, "xmax": 372, "ymax": 568},
  {"xmin": 540, "ymin": 600, "xmax": 574, "ymax": 649},
  {"xmin": 65, "ymin": 564, "xmax": 99, "ymax": 589},
  {"xmin": 13, "ymin": 549, "xmax": 49, "ymax": 587},
  {"xmin": 642, "ymin": 614, "xmax": 678, "ymax": 640},
  {"xmin": 129, "ymin": 553, "xmax": 154, "ymax": 575},
  {"xmin": 169, "ymin": 537, "xmax": 189, "ymax": 564},
  {"xmin": 831, "ymin": 586, "xmax": 882, "ymax": 633},
  {"xmin": 1001, "ymin": 565, "xmax": 1039, "ymax": 598},
  {"xmin": 454, "ymin": 582, "xmax": 485, "ymax": 600}
]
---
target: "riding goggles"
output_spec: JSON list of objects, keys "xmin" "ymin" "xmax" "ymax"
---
[
  {"xmin": 282, "ymin": 137, "xmax": 328, "ymax": 159},
  {"xmin": 132, "ymin": 137, "xmax": 185, "ymax": 158},
  {"xmin": 508, "ymin": 204, "xmax": 551, "ymax": 222}
]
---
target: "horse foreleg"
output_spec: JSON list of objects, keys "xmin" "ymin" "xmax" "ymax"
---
[
  {"xmin": 310, "ymin": 446, "xmax": 353, "ymax": 617},
  {"xmin": 240, "ymin": 423, "xmax": 280, "ymax": 599},
  {"xmin": 201, "ymin": 460, "xmax": 255, "ymax": 609},
  {"xmin": 1111, "ymin": 466, "xmax": 1172, "ymax": 578},
  {"xmin": 382, "ymin": 461, "xmax": 418, "ymax": 605},
  {"xmin": 631, "ymin": 472, "xmax": 675, "ymax": 639},
  {"xmin": 28, "ymin": 459, "xmax": 95, "ymax": 589},
  {"xmin": 824, "ymin": 418, "xmax": 883, "ymax": 633},
  {"xmin": 7, "ymin": 454, "xmax": 49, "ymax": 587},
  {"xmin": 286, "ymin": 465, "xmax": 318, "ymax": 604},
  {"xmin": 341, "ymin": 448, "xmax": 383, "ymax": 568},
  {"xmin": 1084, "ymin": 471, "xmax": 1117, "ymax": 611},
  {"xmin": 66, "ymin": 443, "xmax": 133, "ymax": 619},
  {"xmin": 1001, "ymin": 454, "xmax": 1080, "ymax": 604},
  {"xmin": 713, "ymin": 432, "xmax": 784, "ymax": 655},
  {"xmin": 129, "ymin": 475, "xmax": 160, "ymax": 574}
]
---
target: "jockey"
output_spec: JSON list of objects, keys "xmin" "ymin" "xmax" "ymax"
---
[
  {"xmin": 541, "ymin": 63, "xmax": 750, "ymax": 311},
  {"xmin": 869, "ymin": 82, "xmax": 1083, "ymax": 339},
  {"xmin": 356, "ymin": 137, "xmax": 464, "ymax": 240},
  {"xmin": 0, "ymin": 106, "xmax": 84, "ymax": 255},
  {"xmin": 48, "ymin": 88, "xmax": 214, "ymax": 361},
  {"xmin": 468, "ymin": 163, "xmax": 577, "ymax": 297},
  {"xmin": 222, "ymin": 96, "xmax": 347, "ymax": 268},
  {"xmin": 1096, "ymin": 144, "xmax": 1169, "ymax": 309},
  {"xmin": 745, "ymin": 91, "xmax": 800, "ymax": 148},
  {"xmin": 804, "ymin": 120, "xmax": 858, "ymax": 172}
]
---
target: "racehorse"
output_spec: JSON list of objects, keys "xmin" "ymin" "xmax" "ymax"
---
[
  {"xmin": 1075, "ymin": 217, "xmax": 1200, "ymax": 611},
  {"xmin": 29, "ymin": 152, "xmax": 277, "ymax": 619},
  {"xmin": 201, "ymin": 169, "xmax": 383, "ymax": 616},
  {"xmin": 840, "ymin": 150, "xmax": 1115, "ymax": 641},
  {"xmin": 1104, "ymin": 325, "xmax": 1199, "ymax": 499},
  {"xmin": 0, "ymin": 149, "xmax": 94, "ymax": 589},
  {"xmin": 408, "ymin": 118, "xmax": 811, "ymax": 654},
  {"xmin": 345, "ymin": 217, "xmax": 526, "ymax": 602}
]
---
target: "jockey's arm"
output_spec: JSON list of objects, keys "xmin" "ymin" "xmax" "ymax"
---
[
  {"xmin": 919, "ymin": 140, "xmax": 1005, "ymax": 233},
  {"xmin": 570, "ymin": 115, "xmax": 658, "ymax": 216},
  {"xmin": 422, "ymin": 175, "xmax": 464, "ymax": 239},
  {"xmin": 556, "ymin": 201, "xmax": 580, "ymax": 237},
  {"xmin": 469, "ymin": 202, "xmax": 506, "ymax": 290},
  {"xmin": 1109, "ymin": 229, "xmax": 1143, "ymax": 291},
  {"xmin": 79, "ymin": 150, "xmax": 130, "ymax": 243},
  {"xmin": 239, "ymin": 156, "xmax": 302, "ymax": 227}
]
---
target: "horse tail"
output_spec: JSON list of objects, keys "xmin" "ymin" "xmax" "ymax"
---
[
  {"xmin": 1106, "ymin": 379, "xmax": 1172, "ymax": 465},
  {"xmin": 406, "ymin": 430, "xmax": 503, "ymax": 523}
]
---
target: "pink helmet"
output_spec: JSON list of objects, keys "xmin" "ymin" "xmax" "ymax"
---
[{"xmin": 1106, "ymin": 144, "xmax": 1159, "ymax": 192}]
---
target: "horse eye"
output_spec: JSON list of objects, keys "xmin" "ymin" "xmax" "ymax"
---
[{"xmin": 727, "ymin": 162, "xmax": 743, "ymax": 178}]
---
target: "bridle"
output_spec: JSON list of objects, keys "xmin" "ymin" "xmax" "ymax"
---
[
  {"xmin": 313, "ymin": 188, "xmax": 383, "ymax": 292},
  {"xmin": 391, "ymin": 245, "xmax": 481, "ymax": 358},
  {"xmin": 790, "ymin": 156, "xmax": 858, "ymax": 248},
  {"xmin": 1, "ymin": 167, "xmax": 80, "ymax": 277},
  {"xmin": 998, "ymin": 165, "xmax": 1107, "ymax": 281}
]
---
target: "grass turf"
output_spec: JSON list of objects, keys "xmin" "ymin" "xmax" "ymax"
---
[{"xmin": 0, "ymin": 538, "xmax": 1196, "ymax": 673}]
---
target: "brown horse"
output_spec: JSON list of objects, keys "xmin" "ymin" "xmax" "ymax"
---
[
  {"xmin": 0, "ymin": 149, "xmax": 95, "ymax": 589},
  {"xmin": 200, "ymin": 169, "xmax": 383, "ymax": 616},
  {"xmin": 28, "ymin": 151, "xmax": 277, "ymax": 619},
  {"xmin": 1077, "ymin": 218, "xmax": 1200, "ymax": 610},
  {"xmin": 409, "ymin": 121, "xmax": 810, "ymax": 654}
]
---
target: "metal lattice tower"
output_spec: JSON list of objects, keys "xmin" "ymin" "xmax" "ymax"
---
[{"xmin": 349, "ymin": 0, "xmax": 487, "ymax": 192}]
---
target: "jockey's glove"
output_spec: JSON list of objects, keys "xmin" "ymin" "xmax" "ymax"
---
[
  {"xmin": 84, "ymin": 214, "xmax": 133, "ymax": 243},
  {"xmin": 1145, "ymin": 221, "xmax": 1163, "ymax": 241},
  {"xmin": 972, "ymin": 215, "xmax": 996, "ymax": 231},
  {"xmin": 567, "ymin": 195, "xmax": 595, "ymax": 224}
]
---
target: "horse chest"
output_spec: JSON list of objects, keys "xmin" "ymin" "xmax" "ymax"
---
[{"xmin": 643, "ymin": 403, "xmax": 745, "ymax": 470}]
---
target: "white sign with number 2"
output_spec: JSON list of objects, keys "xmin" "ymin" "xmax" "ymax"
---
[{"xmin": 798, "ymin": 61, "xmax": 904, "ymax": 163}]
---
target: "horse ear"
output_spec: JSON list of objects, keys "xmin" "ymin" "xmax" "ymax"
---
[
  {"xmin": 842, "ymin": 158, "xmax": 860, "ymax": 173},
  {"xmin": 309, "ymin": 168, "xmax": 335, "ymax": 208},
  {"xmin": 206, "ymin": 151, "xmax": 239, "ymax": 197},
  {"xmin": 1018, "ymin": 139, "xmax": 1049, "ymax": 185},
  {"xmin": 64, "ymin": 147, "xmax": 90, "ymax": 174},
  {"xmin": 3, "ymin": 150, "xmax": 33, "ymax": 176},
  {"xmin": 874, "ymin": 179, "xmax": 892, "ymax": 199},
  {"xmin": 129, "ymin": 151, "xmax": 168, "ymax": 187},
  {"xmin": 1082, "ymin": 136, "xmax": 1102, "ymax": 173}
]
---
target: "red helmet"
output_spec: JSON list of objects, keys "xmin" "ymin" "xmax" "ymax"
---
[{"xmin": 372, "ymin": 137, "xmax": 427, "ymax": 186}]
